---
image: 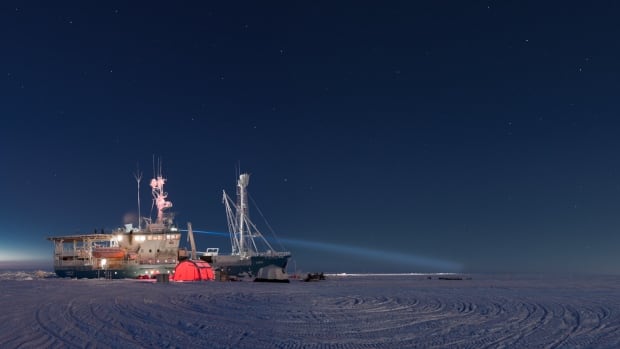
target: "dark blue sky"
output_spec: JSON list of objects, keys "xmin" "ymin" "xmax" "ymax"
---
[{"xmin": 2, "ymin": 2, "xmax": 620, "ymax": 273}]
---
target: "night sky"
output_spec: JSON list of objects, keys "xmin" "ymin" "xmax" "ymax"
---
[{"xmin": 2, "ymin": 2, "xmax": 620, "ymax": 273}]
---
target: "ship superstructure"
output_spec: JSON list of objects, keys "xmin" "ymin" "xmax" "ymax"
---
[{"xmin": 48, "ymin": 166, "xmax": 181, "ymax": 279}]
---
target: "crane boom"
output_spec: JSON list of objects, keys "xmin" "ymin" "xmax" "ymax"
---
[{"xmin": 187, "ymin": 222, "xmax": 197, "ymax": 260}]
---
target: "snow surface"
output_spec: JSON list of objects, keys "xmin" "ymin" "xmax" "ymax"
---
[{"xmin": 1, "ymin": 272, "xmax": 620, "ymax": 348}]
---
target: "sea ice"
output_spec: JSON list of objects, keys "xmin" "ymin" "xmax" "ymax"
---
[{"xmin": 0, "ymin": 273, "xmax": 619, "ymax": 348}]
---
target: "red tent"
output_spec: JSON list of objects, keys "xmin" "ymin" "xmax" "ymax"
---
[{"xmin": 171, "ymin": 260, "xmax": 215, "ymax": 281}]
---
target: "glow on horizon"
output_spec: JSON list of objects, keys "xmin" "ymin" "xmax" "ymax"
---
[
  {"xmin": 0, "ymin": 237, "xmax": 50, "ymax": 262},
  {"xmin": 0, "ymin": 249, "xmax": 48, "ymax": 262}
]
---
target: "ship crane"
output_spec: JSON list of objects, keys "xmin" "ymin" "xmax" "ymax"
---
[
  {"xmin": 222, "ymin": 173, "xmax": 277, "ymax": 257},
  {"xmin": 187, "ymin": 222, "xmax": 197, "ymax": 260}
]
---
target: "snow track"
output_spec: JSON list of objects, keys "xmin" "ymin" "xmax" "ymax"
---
[{"xmin": 1, "ymin": 274, "xmax": 619, "ymax": 348}]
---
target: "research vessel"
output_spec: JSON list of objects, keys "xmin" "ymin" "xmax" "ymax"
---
[{"xmin": 48, "ymin": 167, "xmax": 181, "ymax": 279}]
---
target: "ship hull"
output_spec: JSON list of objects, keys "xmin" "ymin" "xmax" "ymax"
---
[
  {"xmin": 203, "ymin": 254, "xmax": 290, "ymax": 278},
  {"xmin": 53, "ymin": 263, "xmax": 177, "ymax": 279}
]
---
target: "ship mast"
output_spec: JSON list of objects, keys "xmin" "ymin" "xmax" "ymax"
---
[
  {"xmin": 237, "ymin": 173, "xmax": 250, "ymax": 255},
  {"xmin": 223, "ymin": 172, "xmax": 278, "ymax": 256}
]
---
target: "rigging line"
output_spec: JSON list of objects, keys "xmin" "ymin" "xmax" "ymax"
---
[
  {"xmin": 248, "ymin": 192, "xmax": 286, "ymax": 251},
  {"xmin": 149, "ymin": 154, "xmax": 155, "ymax": 221}
]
